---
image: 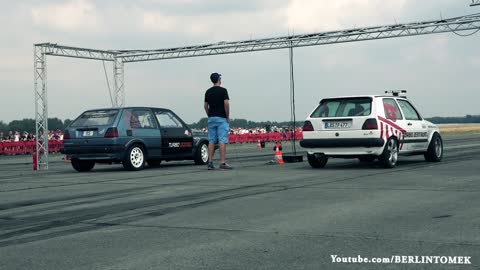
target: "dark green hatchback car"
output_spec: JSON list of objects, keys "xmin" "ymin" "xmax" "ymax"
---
[{"xmin": 62, "ymin": 107, "xmax": 209, "ymax": 172}]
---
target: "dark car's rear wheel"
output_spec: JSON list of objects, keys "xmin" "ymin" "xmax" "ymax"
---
[
  {"xmin": 71, "ymin": 159, "xmax": 95, "ymax": 172},
  {"xmin": 307, "ymin": 153, "xmax": 328, "ymax": 168},
  {"xmin": 194, "ymin": 141, "xmax": 209, "ymax": 165},
  {"xmin": 123, "ymin": 145, "xmax": 146, "ymax": 171}
]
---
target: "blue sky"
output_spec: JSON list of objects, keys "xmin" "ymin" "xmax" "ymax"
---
[{"xmin": 1, "ymin": 0, "xmax": 480, "ymax": 123}]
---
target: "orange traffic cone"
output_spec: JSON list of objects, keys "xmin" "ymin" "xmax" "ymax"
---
[
  {"xmin": 257, "ymin": 140, "xmax": 262, "ymax": 149},
  {"xmin": 274, "ymin": 142, "xmax": 284, "ymax": 165}
]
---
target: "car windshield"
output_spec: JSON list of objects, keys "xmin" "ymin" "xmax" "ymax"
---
[
  {"xmin": 70, "ymin": 110, "xmax": 118, "ymax": 127},
  {"xmin": 310, "ymin": 97, "xmax": 372, "ymax": 118}
]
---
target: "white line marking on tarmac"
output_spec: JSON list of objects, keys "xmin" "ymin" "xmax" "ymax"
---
[{"xmin": 445, "ymin": 143, "xmax": 480, "ymax": 150}]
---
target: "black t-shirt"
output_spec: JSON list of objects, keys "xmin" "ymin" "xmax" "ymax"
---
[{"xmin": 204, "ymin": 86, "xmax": 229, "ymax": 118}]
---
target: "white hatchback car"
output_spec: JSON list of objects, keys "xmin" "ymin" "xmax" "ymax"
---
[{"xmin": 300, "ymin": 91, "xmax": 443, "ymax": 168}]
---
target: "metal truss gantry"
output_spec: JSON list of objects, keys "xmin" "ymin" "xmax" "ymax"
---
[
  {"xmin": 34, "ymin": 45, "xmax": 49, "ymax": 169},
  {"xmin": 119, "ymin": 13, "xmax": 480, "ymax": 62},
  {"xmin": 34, "ymin": 12, "xmax": 480, "ymax": 170}
]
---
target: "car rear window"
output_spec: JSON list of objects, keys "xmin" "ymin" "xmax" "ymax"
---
[
  {"xmin": 310, "ymin": 97, "xmax": 372, "ymax": 118},
  {"xmin": 70, "ymin": 110, "xmax": 118, "ymax": 127}
]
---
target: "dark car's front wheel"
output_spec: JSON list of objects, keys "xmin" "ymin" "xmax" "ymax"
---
[
  {"xmin": 194, "ymin": 141, "xmax": 209, "ymax": 165},
  {"xmin": 71, "ymin": 159, "xmax": 95, "ymax": 172},
  {"xmin": 123, "ymin": 145, "xmax": 146, "ymax": 171}
]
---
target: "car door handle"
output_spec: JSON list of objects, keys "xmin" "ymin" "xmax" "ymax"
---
[{"xmin": 407, "ymin": 123, "xmax": 412, "ymax": 126}]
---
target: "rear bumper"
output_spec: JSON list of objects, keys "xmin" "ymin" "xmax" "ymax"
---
[
  {"xmin": 63, "ymin": 145, "xmax": 125, "ymax": 161},
  {"xmin": 300, "ymin": 138, "xmax": 385, "ymax": 148},
  {"xmin": 300, "ymin": 138, "xmax": 385, "ymax": 157}
]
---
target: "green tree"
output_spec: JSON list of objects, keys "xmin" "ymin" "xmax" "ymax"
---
[
  {"xmin": 48, "ymin": 117, "xmax": 65, "ymax": 131},
  {"xmin": 0, "ymin": 121, "xmax": 7, "ymax": 133}
]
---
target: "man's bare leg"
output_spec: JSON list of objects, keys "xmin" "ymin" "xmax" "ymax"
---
[
  {"xmin": 208, "ymin": 143, "xmax": 215, "ymax": 162},
  {"xmin": 219, "ymin": 143, "xmax": 226, "ymax": 163}
]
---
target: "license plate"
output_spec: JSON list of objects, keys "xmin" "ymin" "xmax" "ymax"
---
[
  {"xmin": 325, "ymin": 122, "xmax": 351, "ymax": 129},
  {"xmin": 83, "ymin": 131, "xmax": 94, "ymax": 136}
]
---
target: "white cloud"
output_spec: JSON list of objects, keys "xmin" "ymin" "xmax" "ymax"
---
[
  {"xmin": 31, "ymin": 0, "xmax": 101, "ymax": 32},
  {"xmin": 140, "ymin": 8, "xmax": 285, "ymax": 40},
  {"xmin": 285, "ymin": 0, "xmax": 407, "ymax": 32},
  {"xmin": 405, "ymin": 36, "xmax": 450, "ymax": 64},
  {"xmin": 142, "ymin": 12, "xmax": 179, "ymax": 33}
]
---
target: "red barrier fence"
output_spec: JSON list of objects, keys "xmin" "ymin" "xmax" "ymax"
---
[
  {"xmin": 0, "ymin": 132, "xmax": 303, "ymax": 155},
  {"xmin": 0, "ymin": 141, "xmax": 64, "ymax": 155},
  {"xmin": 227, "ymin": 132, "xmax": 303, "ymax": 144}
]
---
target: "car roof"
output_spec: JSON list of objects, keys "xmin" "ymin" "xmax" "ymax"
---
[
  {"xmin": 318, "ymin": 95, "xmax": 408, "ymax": 101},
  {"xmin": 84, "ymin": 107, "xmax": 171, "ymax": 111}
]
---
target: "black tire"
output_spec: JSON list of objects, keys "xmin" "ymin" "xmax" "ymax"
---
[
  {"xmin": 123, "ymin": 144, "xmax": 146, "ymax": 171},
  {"xmin": 71, "ymin": 159, "xmax": 95, "ymax": 172},
  {"xmin": 424, "ymin": 133, "xmax": 443, "ymax": 162},
  {"xmin": 358, "ymin": 156, "xmax": 376, "ymax": 162},
  {"xmin": 147, "ymin": 159, "xmax": 162, "ymax": 168},
  {"xmin": 379, "ymin": 137, "xmax": 398, "ymax": 168},
  {"xmin": 194, "ymin": 141, "xmax": 209, "ymax": 165},
  {"xmin": 307, "ymin": 153, "xmax": 328, "ymax": 168}
]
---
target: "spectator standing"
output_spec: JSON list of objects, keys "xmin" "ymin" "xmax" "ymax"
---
[
  {"xmin": 7, "ymin": 131, "xmax": 14, "ymax": 141},
  {"xmin": 204, "ymin": 72, "xmax": 233, "ymax": 170}
]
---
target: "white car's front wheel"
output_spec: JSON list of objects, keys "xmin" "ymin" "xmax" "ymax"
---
[{"xmin": 425, "ymin": 133, "xmax": 443, "ymax": 162}]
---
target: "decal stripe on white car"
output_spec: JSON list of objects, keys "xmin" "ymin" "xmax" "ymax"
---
[{"xmin": 378, "ymin": 116, "xmax": 407, "ymax": 150}]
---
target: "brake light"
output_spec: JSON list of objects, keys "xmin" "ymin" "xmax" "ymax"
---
[
  {"xmin": 63, "ymin": 130, "xmax": 71, "ymax": 139},
  {"xmin": 303, "ymin": 121, "xmax": 314, "ymax": 132},
  {"xmin": 362, "ymin": 119, "xmax": 378, "ymax": 130},
  {"xmin": 104, "ymin": 127, "xmax": 119, "ymax": 138}
]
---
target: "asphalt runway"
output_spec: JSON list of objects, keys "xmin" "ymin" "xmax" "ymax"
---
[{"xmin": 1, "ymin": 134, "xmax": 479, "ymax": 270}]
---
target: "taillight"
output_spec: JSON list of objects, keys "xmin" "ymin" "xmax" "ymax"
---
[
  {"xmin": 303, "ymin": 121, "xmax": 314, "ymax": 132},
  {"xmin": 362, "ymin": 119, "xmax": 378, "ymax": 130},
  {"xmin": 63, "ymin": 130, "xmax": 71, "ymax": 139},
  {"xmin": 104, "ymin": 127, "xmax": 119, "ymax": 138}
]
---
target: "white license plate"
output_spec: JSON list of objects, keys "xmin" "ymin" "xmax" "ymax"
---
[
  {"xmin": 83, "ymin": 131, "xmax": 94, "ymax": 136},
  {"xmin": 325, "ymin": 122, "xmax": 351, "ymax": 129}
]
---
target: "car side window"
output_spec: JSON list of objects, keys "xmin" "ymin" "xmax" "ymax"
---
[
  {"xmin": 123, "ymin": 109, "xmax": 157, "ymax": 129},
  {"xmin": 155, "ymin": 111, "xmax": 184, "ymax": 128},
  {"xmin": 397, "ymin": 99, "xmax": 421, "ymax": 121},
  {"xmin": 383, "ymin": 98, "xmax": 403, "ymax": 121}
]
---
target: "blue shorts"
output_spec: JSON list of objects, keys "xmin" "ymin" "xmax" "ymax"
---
[{"xmin": 208, "ymin": 117, "xmax": 229, "ymax": 144}]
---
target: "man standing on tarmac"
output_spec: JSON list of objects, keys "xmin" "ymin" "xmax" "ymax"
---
[{"xmin": 204, "ymin": 73, "xmax": 233, "ymax": 170}]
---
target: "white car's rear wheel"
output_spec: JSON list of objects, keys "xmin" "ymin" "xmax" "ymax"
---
[
  {"xmin": 379, "ymin": 138, "xmax": 398, "ymax": 168},
  {"xmin": 307, "ymin": 153, "xmax": 328, "ymax": 168}
]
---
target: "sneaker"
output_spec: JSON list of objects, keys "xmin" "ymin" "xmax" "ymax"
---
[
  {"xmin": 219, "ymin": 163, "xmax": 233, "ymax": 170},
  {"xmin": 207, "ymin": 162, "xmax": 215, "ymax": 170}
]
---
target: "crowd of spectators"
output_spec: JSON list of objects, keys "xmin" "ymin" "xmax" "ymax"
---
[
  {"xmin": 199, "ymin": 126, "xmax": 302, "ymax": 135},
  {"xmin": 0, "ymin": 130, "xmax": 64, "ymax": 142}
]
